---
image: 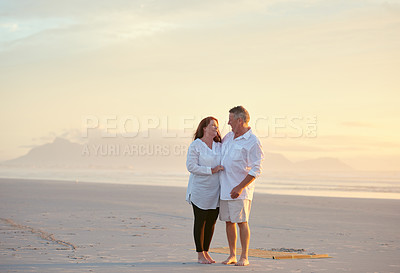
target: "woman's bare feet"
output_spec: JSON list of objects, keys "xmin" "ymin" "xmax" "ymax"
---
[
  {"xmin": 198, "ymin": 252, "xmax": 212, "ymax": 264},
  {"xmin": 204, "ymin": 251, "xmax": 216, "ymax": 263},
  {"xmin": 222, "ymin": 255, "xmax": 237, "ymax": 264},
  {"xmin": 235, "ymin": 257, "xmax": 249, "ymax": 266}
]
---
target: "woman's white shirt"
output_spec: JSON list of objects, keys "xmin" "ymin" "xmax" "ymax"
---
[{"xmin": 186, "ymin": 139, "xmax": 221, "ymax": 210}]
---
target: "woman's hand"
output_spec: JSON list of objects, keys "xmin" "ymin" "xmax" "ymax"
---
[{"xmin": 211, "ymin": 165, "xmax": 224, "ymax": 174}]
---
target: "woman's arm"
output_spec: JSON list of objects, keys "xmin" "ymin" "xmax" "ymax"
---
[{"xmin": 186, "ymin": 143, "xmax": 212, "ymax": 175}]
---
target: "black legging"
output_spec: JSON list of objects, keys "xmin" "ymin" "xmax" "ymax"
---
[{"xmin": 192, "ymin": 203, "xmax": 219, "ymax": 252}]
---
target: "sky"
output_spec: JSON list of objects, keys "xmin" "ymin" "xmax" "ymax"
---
[{"xmin": 0, "ymin": 0, "xmax": 399, "ymax": 171}]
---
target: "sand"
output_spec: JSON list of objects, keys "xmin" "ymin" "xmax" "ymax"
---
[{"xmin": 1, "ymin": 178, "xmax": 399, "ymax": 272}]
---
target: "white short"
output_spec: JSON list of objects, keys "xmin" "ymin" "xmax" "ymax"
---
[{"xmin": 219, "ymin": 199, "xmax": 252, "ymax": 223}]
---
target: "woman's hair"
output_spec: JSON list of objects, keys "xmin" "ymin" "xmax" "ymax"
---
[{"xmin": 193, "ymin": 116, "xmax": 222, "ymax": 142}]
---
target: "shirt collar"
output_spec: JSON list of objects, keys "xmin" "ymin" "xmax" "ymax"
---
[{"xmin": 234, "ymin": 128, "xmax": 252, "ymax": 140}]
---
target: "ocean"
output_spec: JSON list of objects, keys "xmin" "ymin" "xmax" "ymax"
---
[{"xmin": 0, "ymin": 167, "xmax": 399, "ymax": 200}]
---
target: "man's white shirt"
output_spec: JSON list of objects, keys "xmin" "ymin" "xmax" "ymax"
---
[{"xmin": 220, "ymin": 129, "xmax": 264, "ymax": 201}]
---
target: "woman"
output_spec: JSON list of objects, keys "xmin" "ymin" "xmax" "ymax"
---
[{"xmin": 186, "ymin": 117, "xmax": 224, "ymax": 264}]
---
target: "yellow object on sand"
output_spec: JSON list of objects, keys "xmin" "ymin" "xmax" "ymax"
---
[{"xmin": 209, "ymin": 247, "xmax": 331, "ymax": 260}]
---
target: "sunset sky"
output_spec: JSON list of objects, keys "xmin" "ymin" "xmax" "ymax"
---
[{"xmin": 1, "ymin": 0, "xmax": 399, "ymax": 171}]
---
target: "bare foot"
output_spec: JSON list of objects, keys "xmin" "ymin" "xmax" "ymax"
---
[
  {"xmin": 198, "ymin": 253, "xmax": 212, "ymax": 264},
  {"xmin": 222, "ymin": 255, "xmax": 237, "ymax": 265},
  {"xmin": 204, "ymin": 251, "xmax": 216, "ymax": 263},
  {"xmin": 235, "ymin": 257, "xmax": 249, "ymax": 266}
]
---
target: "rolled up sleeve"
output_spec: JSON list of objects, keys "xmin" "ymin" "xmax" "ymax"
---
[
  {"xmin": 186, "ymin": 144, "xmax": 212, "ymax": 175},
  {"xmin": 248, "ymin": 141, "xmax": 264, "ymax": 178}
]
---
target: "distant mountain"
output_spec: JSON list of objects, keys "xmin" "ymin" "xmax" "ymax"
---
[
  {"xmin": 263, "ymin": 153, "xmax": 293, "ymax": 171},
  {"xmin": 2, "ymin": 137, "xmax": 189, "ymax": 171},
  {"xmin": 4, "ymin": 138, "xmax": 84, "ymax": 167},
  {"xmin": 294, "ymin": 157, "xmax": 353, "ymax": 171},
  {"xmin": 263, "ymin": 153, "xmax": 353, "ymax": 172},
  {"xmin": 2, "ymin": 138, "xmax": 354, "ymax": 172}
]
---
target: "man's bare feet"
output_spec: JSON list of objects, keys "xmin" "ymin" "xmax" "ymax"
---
[
  {"xmin": 198, "ymin": 252, "xmax": 212, "ymax": 264},
  {"xmin": 222, "ymin": 255, "xmax": 237, "ymax": 265},
  {"xmin": 204, "ymin": 251, "xmax": 216, "ymax": 263},
  {"xmin": 235, "ymin": 257, "xmax": 249, "ymax": 266}
]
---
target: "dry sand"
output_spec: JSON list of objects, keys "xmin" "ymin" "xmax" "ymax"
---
[{"xmin": 1, "ymin": 178, "xmax": 399, "ymax": 272}]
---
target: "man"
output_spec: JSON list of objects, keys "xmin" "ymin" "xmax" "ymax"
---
[{"xmin": 220, "ymin": 106, "xmax": 264, "ymax": 266}]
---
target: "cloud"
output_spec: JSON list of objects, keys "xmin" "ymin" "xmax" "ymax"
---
[
  {"xmin": 0, "ymin": 10, "xmax": 180, "ymax": 54},
  {"xmin": 341, "ymin": 121, "xmax": 375, "ymax": 128},
  {"xmin": 18, "ymin": 144, "xmax": 38, "ymax": 149},
  {"xmin": 0, "ymin": 17, "xmax": 78, "ymax": 48},
  {"xmin": 0, "ymin": 0, "xmax": 270, "ymax": 19},
  {"xmin": 262, "ymin": 134, "xmax": 400, "ymax": 157},
  {"xmin": 0, "ymin": 23, "xmax": 18, "ymax": 32},
  {"xmin": 311, "ymin": 135, "xmax": 400, "ymax": 151},
  {"xmin": 262, "ymin": 140, "xmax": 326, "ymax": 152},
  {"xmin": 2, "ymin": 0, "xmax": 398, "ymax": 58},
  {"xmin": 34, "ymin": 129, "xmax": 88, "ymax": 144}
]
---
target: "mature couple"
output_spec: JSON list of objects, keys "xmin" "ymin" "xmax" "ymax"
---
[{"xmin": 186, "ymin": 106, "xmax": 264, "ymax": 266}]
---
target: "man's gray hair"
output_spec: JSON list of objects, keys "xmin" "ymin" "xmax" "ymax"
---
[{"xmin": 229, "ymin": 106, "xmax": 250, "ymax": 124}]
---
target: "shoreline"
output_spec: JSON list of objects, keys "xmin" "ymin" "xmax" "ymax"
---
[{"xmin": 1, "ymin": 176, "xmax": 399, "ymax": 201}]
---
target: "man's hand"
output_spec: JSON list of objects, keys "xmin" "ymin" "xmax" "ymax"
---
[
  {"xmin": 230, "ymin": 185, "xmax": 243, "ymax": 199},
  {"xmin": 229, "ymin": 175, "xmax": 255, "ymax": 199}
]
